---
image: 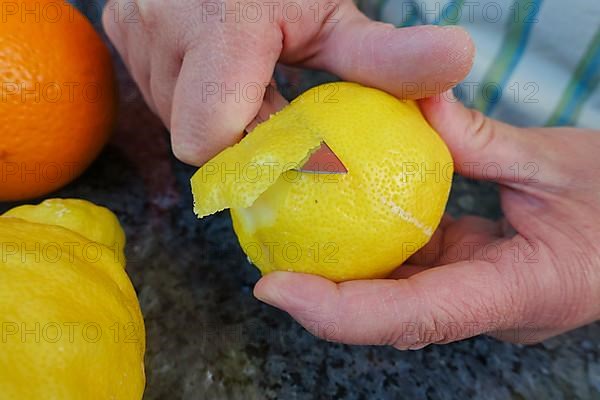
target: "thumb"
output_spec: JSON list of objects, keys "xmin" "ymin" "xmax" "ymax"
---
[
  {"xmin": 419, "ymin": 92, "xmax": 562, "ymax": 187},
  {"xmin": 253, "ymin": 263, "xmax": 533, "ymax": 348},
  {"xmin": 309, "ymin": 10, "xmax": 475, "ymax": 99}
]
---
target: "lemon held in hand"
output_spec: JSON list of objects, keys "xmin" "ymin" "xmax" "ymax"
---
[
  {"xmin": 0, "ymin": 199, "xmax": 145, "ymax": 399},
  {"xmin": 191, "ymin": 82, "xmax": 453, "ymax": 282}
]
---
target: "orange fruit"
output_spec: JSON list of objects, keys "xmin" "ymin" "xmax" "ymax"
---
[{"xmin": 0, "ymin": 0, "xmax": 117, "ymax": 201}]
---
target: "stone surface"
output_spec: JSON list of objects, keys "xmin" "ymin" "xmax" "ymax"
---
[
  {"xmin": 2, "ymin": 2, "xmax": 599, "ymax": 398},
  {"xmin": 6, "ymin": 142, "xmax": 599, "ymax": 399}
]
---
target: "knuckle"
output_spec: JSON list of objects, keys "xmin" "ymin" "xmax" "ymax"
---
[
  {"xmin": 303, "ymin": 319, "xmax": 340, "ymax": 342},
  {"xmin": 465, "ymin": 108, "xmax": 496, "ymax": 153},
  {"xmin": 389, "ymin": 285, "xmax": 474, "ymax": 349},
  {"xmin": 171, "ymin": 142, "xmax": 201, "ymax": 166},
  {"xmin": 137, "ymin": 0, "xmax": 162, "ymax": 27},
  {"xmin": 102, "ymin": 2, "xmax": 120, "ymax": 35},
  {"xmin": 390, "ymin": 310, "xmax": 462, "ymax": 350}
]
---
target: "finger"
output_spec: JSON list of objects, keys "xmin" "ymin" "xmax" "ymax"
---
[
  {"xmin": 388, "ymin": 264, "xmax": 431, "ymax": 279},
  {"xmin": 170, "ymin": 23, "xmax": 282, "ymax": 166},
  {"xmin": 254, "ymin": 261, "xmax": 520, "ymax": 348},
  {"xmin": 436, "ymin": 216, "xmax": 502, "ymax": 264},
  {"xmin": 305, "ymin": 4, "xmax": 475, "ymax": 99},
  {"xmin": 148, "ymin": 36, "xmax": 184, "ymax": 128},
  {"xmin": 102, "ymin": 1, "xmax": 126, "ymax": 59},
  {"xmin": 245, "ymin": 84, "xmax": 289, "ymax": 132},
  {"xmin": 488, "ymin": 327, "xmax": 551, "ymax": 345},
  {"xmin": 500, "ymin": 218, "xmax": 518, "ymax": 237},
  {"xmin": 408, "ymin": 216, "xmax": 501, "ymax": 266},
  {"xmin": 419, "ymin": 92, "xmax": 567, "ymax": 187},
  {"xmin": 405, "ymin": 222, "xmax": 447, "ymax": 267},
  {"xmin": 490, "ymin": 319, "xmax": 593, "ymax": 344},
  {"xmin": 389, "ymin": 215, "xmax": 456, "ymax": 275},
  {"xmin": 125, "ymin": 14, "xmax": 159, "ymax": 114},
  {"xmin": 103, "ymin": 2, "xmax": 159, "ymax": 114},
  {"xmin": 406, "ymin": 214, "xmax": 453, "ymax": 266}
]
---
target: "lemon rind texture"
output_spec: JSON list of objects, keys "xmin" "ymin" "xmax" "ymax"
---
[
  {"xmin": 191, "ymin": 82, "xmax": 454, "ymax": 282},
  {"xmin": 0, "ymin": 199, "xmax": 145, "ymax": 399},
  {"xmin": 191, "ymin": 109, "xmax": 323, "ymax": 217},
  {"xmin": 2, "ymin": 198, "xmax": 126, "ymax": 261}
]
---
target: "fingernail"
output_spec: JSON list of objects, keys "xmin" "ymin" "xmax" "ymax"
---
[
  {"xmin": 253, "ymin": 272, "xmax": 288, "ymax": 307},
  {"xmin": 253, "ymin": 286, "xmax": 279, "ymax": 307},
  {"xmin": 254, "ymin": 272, "xmax": 326, "ymax": 312}
]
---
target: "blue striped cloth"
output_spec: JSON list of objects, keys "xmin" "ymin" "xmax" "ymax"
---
[{"xmin": 358, "ymin": 0, "xmax": 600, "ymax": 128}]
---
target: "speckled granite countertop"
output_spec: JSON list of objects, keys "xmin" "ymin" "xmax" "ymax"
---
[{"xmin": 2, "ymin": 2, "xmax": 599, "ymax": 399}]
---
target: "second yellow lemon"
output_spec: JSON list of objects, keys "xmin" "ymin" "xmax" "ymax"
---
[
  {"xmin": 192, "ymin": 82, "xmax": 453, "ymax": 282},
  {"xmin": 0, "ymin": 199, "xmax": 145, "ymax": 399}
]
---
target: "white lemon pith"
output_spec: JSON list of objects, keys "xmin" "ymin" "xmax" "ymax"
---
[{"xmin": 191, "ymin": 82, "xmax": 453, "ymax": 282}]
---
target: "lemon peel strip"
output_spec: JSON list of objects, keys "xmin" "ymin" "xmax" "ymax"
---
[
  {"xmin": 191, "ymin": 110, "xmax": 323, "ymax": 218},
  {"xmin": 380, "ymin": 196, "xmax": 433, "ymax": 237}
]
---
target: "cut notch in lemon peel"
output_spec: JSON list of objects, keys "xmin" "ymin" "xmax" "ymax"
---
[
  {"xmin": 191, "ymin": 82, "xmax": 453, "ymax": 282},
  {"xmin": 191, "ymin": 111, "xmax": 324, "ymax": 218}
]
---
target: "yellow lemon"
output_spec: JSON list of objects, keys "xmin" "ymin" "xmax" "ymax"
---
[
  {"xmin": 0, "ymin": 199, "xmax": 145, "ymax": 399},
  {"xmin": 191, "ymin": 82, "xmax": 453, "ymax": 282}
]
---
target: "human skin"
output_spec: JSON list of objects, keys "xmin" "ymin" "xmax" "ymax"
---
[
  {"xmin": 104, "ymin": 0, "xmax": 600, "ymax": 347},
  {"xmin": 255, "ymin": 93, "xmax": 600, "ymax": 348},
  {"xmin": 103, "ymin": 0, "xmax": 474, "ymax": 165}
]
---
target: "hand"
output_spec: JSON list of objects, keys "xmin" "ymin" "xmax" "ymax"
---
[
  {"xmin": 103, "ymin": 0, "xmax": 474, "ymax": 165},
  {"xmin": 254, "ymin": 92, "xmax": 600, "ymax": 349}
]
